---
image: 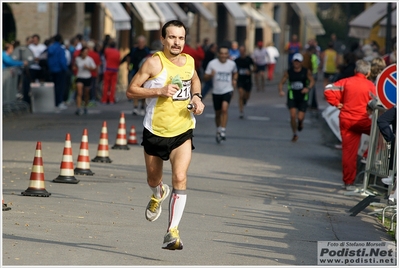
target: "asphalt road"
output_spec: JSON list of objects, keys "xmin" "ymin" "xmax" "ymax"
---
[{"xmin": 2, "ymin": 76, "xmax": 395, "ymax": 267}]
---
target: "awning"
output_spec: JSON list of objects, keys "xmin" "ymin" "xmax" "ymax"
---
[
  {"xmin": 103, "ymin": 3, "xmax": 131, "ymax": 30},
  {"xmin": 129, "ymin": 2, "xmax": 160, "ymax": 31},
  {"xmin": 239, "ymin": 5, "xmax": 262, "ymax": 28},
  {"xmin": 258, "ymin": 11, "xmax": 281, "ymax": 33},
  {"xmin": 290, "ymin": 3, "xmax": 325, "ymax": 35},
  {"xmin": 349, "ymin": 3, "xmax": 397, "ymax": 39},
  {"xmin": 192, "ymin": 3, "xmax": 217, "ymax": 28},
  {"xmin": 168, "ymin": 3, "xmax": 189, "ymax": 26},
  {"xmin": 379, "ymin": 8, "xmax": 397, "ymax": 37},
  {"xmin": 223, "ymin": 3, "xmax": 247, "ymax": 27},
  {"xmin": 150, "ymin": 3, "xmax": 177, "ymax": 25}
]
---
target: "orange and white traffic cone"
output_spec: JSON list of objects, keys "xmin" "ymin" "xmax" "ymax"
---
[
  {"xmin": 53, "ymin": 133, "xmax": 80, "ymax": 184},
  {"xmin": 21, "ymin": 141, "xmax": 51, "ymax": 197},
  {"xmin": 128, "ymin": 125, "xmax": 138, "ymax": 145},
  {"xmin": 92, "ymin": 121, "xmax": 113, "ymax": 163},
  {"xmin": 2, "ymin": 196, "xmax": 11, "ymax": 211},
  {"xmin": 112, "ymin": 112, "xmax": 130, "ymax": 150},
  {"xmin": 74, "ymin": 129, "xmax": 94, "ymax": 176}
]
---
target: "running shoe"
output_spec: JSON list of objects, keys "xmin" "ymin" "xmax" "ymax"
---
[
  {"xmin": 220, "ymin": 131, "xmax": 226, "ymax": 141},
  {"xmin": 162, "ymin": 227, "xmax": 183, "ymax": 250},
  {"xmin": 75, "ymin": 108, "xmax": 83, "ymax": 116},
  {"xmin": 291, "ymin": 134, "xmax": 298, "ymax": 142},
  {"xmin": 297, "ymin": 119, "xmax": 304, "ymax": 131},
  {"xmin": 239, "ymin": 112, "xmax": 244, "ymax": 119},
  {"xmin": 132, "ymin": 108, "xmax": 139, "ymax": 115},
  {"xmin": 216, "ymin": 132, "xmax": 222, "ymax": 143},
  {"xmin": 145, "ymin": 184, "xmax": 170, "ymax": 222}
]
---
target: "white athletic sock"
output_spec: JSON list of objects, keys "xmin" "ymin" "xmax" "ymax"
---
[
  {"xmin": 167, "ymin": 189, "xmax": 187, "ymax": 231},
  {"xmin": 150, "ymin": 182, "xmax": 164, "ymax": 199}
]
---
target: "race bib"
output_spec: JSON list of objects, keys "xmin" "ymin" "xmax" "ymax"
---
[
  {"xmin": 291, "ymin": 81, "xmax": 304, "ymax": 90},
  {"xmin": 172, "ymin": 80, "xmax": 191, "ymax": 101}
]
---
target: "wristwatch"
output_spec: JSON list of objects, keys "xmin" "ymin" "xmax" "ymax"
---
[{"xmin": 192, "ymin": 93, "xmax": 203, "ymax": 101}]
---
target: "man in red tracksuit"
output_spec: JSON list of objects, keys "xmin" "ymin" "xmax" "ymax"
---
[{"xmin": 324, "ymin": 59, "xmax": 376, "ymax": 190}]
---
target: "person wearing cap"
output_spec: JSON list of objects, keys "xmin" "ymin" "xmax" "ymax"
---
[
  {"xmin": 278, "ymin": 53, "xmax": 315, "ymax": 142},
  {"xmin": 251, "ymin": 40, "xmax": 269, "ymax": 92}
]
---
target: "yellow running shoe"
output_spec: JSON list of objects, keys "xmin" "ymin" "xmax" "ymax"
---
[
  {"xmin": 145, "ymin": 184, "xmax": 170, "ymax": 222},
  {"xmin": 162, "ymin": 227, "xmax": 183, "ymax": 250}
]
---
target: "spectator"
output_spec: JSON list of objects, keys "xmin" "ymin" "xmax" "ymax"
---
[
  {"xmin": 75, "ymin": 33, "xmax": 83, "ymax": 51},
  {"xmin": 265, "ymin": 42, "xmax": 280, "ymax": 81},
  {"xmin": 25, "ymin": 36, "xmax": 33, "ymax": 47},
  {"xmin": 334, "ymin": 52, "xmax": 357, "ymax": 82},
  {"xmin": 101, "ymin": 40, "xmax": 120, "ymax": 104},
  {"xmin": 87, "ymin": 40, "xmax": 101, "ymax": 104},
  {"xmin": 368, "ymin": 57, "xmax": 386, "ymax": 84},
  {"xmin": 377, "ymin": 105, "xmax": 397, "ymax": 203},
  {"xmin": 182, "ymin": 38, "xmax": 204, "ymax": 75},
  {"xmin": 201, "ymin": 37, "xmax": 210, "ymax": 52},
  {"xmin": 252, "ymin": 41, "xmax": 269, "ymax": 92},
  {"xmin": 229, "ymin": 41, "xmax": 240, "ymax": 60},
  {"xmin": 278, "ymin": 53, "xmax": 314, "ymax": 142},
  {"xmin": 126, "ymin": 35, "xmax": 150, "ymax": 115},
  {"xmin": 302, "ymin": 45, "xmax": 319, "ymax": 111},
  {"xmin": 201, "ymin": 43, "xmax": 217, "ymax": 99},
  {"xmin": 28, "ymin": 34, "xmax": 47, "ymax": 81},
  {"xmin": 284, "ymin": 34, "xmax": 302, "ymax": 69},
  {"xmin": 330, "ymin": 33, "xmax": 345, "ymax": 65},
  {"xmin": 63, "ymin": 39, "xmax": 74, "ymax": 105},
  {"xmin": 47, "ymin": 34, "xmax": 69, "ymax": 111},
  {"xmin": 23, "ymin": 34, "xmax": 47, "ymax": 106},
  {"xmin": 204, "ymin": 45, "xmax": 238, "ymax": 143},
  {"xmin": 72, "ymin": 46, "xmax": 96, "ymax": 115},
  {"xmin": 2, "ymin": 42, "xmax": 27, "ymax": 68},
  {"xmin": 324, "ymin": 60, "xmax": 376, "ymax": 190}
]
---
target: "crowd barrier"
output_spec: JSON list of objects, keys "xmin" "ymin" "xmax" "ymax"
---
[
  {"xmin": 2, "ymin": 67, "xmax": 20, "ymax": 103},
  {"xmin": 347, "ymin": 104, "xmax": 397, "ymax": 220}
]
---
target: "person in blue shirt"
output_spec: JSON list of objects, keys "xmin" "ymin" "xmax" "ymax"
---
[
  {"xmin": 3, "ymin": 42, "xmax": 27, "ymax": 68},
  {"xmin": 47, "ymin": 34, "xmax": 68, "ymax": 110},
  {"xmin": 229, "ymin": 41, "xmax": 240, "ymax": 61}
]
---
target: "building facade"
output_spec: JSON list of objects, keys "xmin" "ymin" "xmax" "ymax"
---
[{"xmin": 3, "ymin": 2, "xmax": 325, "ymax": 89}]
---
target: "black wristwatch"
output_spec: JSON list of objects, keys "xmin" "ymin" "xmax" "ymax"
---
[{"xmin": 192, "ymin": 93, "xmax": 203, "ymax": 101}]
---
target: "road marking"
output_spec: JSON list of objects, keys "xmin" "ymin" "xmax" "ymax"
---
[{"xmin": 247, "ymin": 116, "xmax": 270, "ymax": 121}]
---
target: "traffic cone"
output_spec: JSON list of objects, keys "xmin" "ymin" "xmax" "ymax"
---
[
  {"xmin": 2, "ymin": 196, "xmax": 11, "ymax": 211},
  {"xmin": 128, "ymin": 125, "xmax": 138, "ymax": 145},
  {"xmin": 92, "ymin": 121, "xmax": 113, "ymax": 163},
  {"xmin": 53, "ymin": 133, "xmax": 80, "ymax": 184},
  {"xmin": 74, "ymin": 128, "xmax": 95, "ymax": 175},
  {"xmin": 112, "ymin": 112, "xmax": 130, "ymax": 150},
  {"xmin": 21, "ymin": 141, "xmax": 51, "ymax": 197}
]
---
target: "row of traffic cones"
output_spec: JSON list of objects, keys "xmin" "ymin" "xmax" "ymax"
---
[{"xmin": 16, "ymin": 113, "xmax": 139, "ymax": 199}]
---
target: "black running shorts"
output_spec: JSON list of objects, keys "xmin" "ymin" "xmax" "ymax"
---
[
  {"xmin": 141, "ymin": 128, "xmax": 194, "ymax": 160},
  {"xmin": 212, "ymin": 91, "xmax": 233, "ymax": 111},
  {"xmin": 287, "ymin": 92, "xmax": 308, "ymax": 112}
]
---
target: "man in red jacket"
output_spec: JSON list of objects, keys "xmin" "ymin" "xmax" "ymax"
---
[
  {"xmin": 101, "ymin": 40, "xmax": 120, "ymax": 104},
  {"xmin": 324, "ymin": 59, "xmax": 376, "ymax": 190}
]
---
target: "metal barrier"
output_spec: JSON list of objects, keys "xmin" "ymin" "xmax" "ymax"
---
[
  {"xmin": 361, "ymin": 105, "xmax": 396, "ymax": 195},
  {"xmin": 2, "ymin": 67, "xmax": 20, "ymax": 103},
  {"xmin": 347, "ymin": 104, "xmax": 397, "ymax": 217}
]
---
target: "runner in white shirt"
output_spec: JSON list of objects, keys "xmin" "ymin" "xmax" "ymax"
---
[
  {"xmin": 252, "ymin": 41, "xmax": 269, "ymax": 92},
  {"xmin": 204, "ymin": 45, "xmax": 238, "ymax": 143}
]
